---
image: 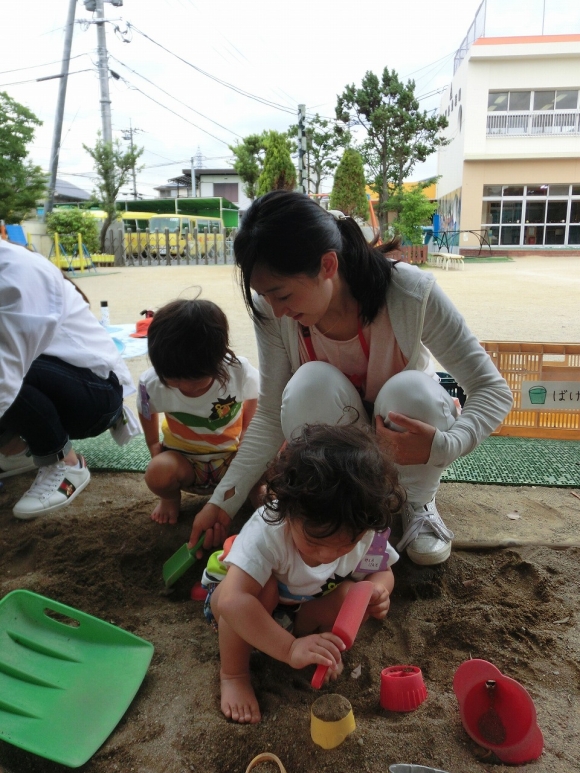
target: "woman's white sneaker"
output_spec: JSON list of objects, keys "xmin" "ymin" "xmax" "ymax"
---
[
  {"xmin": 396, "ymin": 498, "xmax": 454, "ymax": 565},
  {"xmin": 13, "ymin": 455, "xmax": 91, "ymax": 520}
]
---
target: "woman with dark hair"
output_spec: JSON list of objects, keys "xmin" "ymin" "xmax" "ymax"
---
[{"xmin": 189, "ymin": 191, "xmax": 513, "ymax": 566}]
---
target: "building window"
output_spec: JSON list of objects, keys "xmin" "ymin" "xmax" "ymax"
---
[
  {"xmin": 213, "ymin": 182, "xmax": 239, "ymax": 202},
  {"xmin": 481, "ymin": 184, "xmax": 580, "ymax": 247},
  {"xmin": 458, "ymin": 105, "xmax": 463, "ymax": 131},
  {"xmin": 487, "ymin": 89, "xmax": 580, "ymax": 136}
]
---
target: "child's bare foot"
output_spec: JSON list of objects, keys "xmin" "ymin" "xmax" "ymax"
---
[
  {"xmin": 324, "ymin": 659, "xmax": 344, "ymax": 684},
  {"xmin": 220, "ymin": 672, "xmax": 261, "ymax": 724},
  {"xmin": 150, "ymin": 498, "xmax": 180, "ymax": 524}
]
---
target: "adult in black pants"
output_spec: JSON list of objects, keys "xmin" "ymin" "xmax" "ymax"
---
[{"xmin": 0, "ymin": 240, "xmax": 137, "ymax": 518}]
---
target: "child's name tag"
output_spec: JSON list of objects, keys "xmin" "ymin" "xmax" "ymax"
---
[
  {"xmin": 139, "ymin": 383, "xmax": 151, "ymax": 420},
  {"xmin": 355, "ymin": 529, "xmax": 390, "ymax": 574}
]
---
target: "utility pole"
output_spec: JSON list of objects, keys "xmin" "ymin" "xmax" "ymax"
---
[
  {"xmin": 541, "ymin": 0, "xmax": 546, "ymax": 35},
  {"xmin": 297, "ymin": 104, "xmax": 307, "ymax": 194},
  {"xmin": 95, "ymin": 0, "xmax": 113, "ymax": 143},
  {"xmin": 45, "ymin": 0, "xmax": 77, "ymax": 218},
  {"xmin": 122, "ymin": 121, "xmax": 140, "ymax": 199},
  {"xmin": 190, "ymin": 157, "xmax": 196, "ymax": 197}
]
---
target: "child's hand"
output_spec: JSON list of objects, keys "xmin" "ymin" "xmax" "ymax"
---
[
  {"xmin": 367, "ymin": 583, "xmax": 391, "ymax": 619},
  {"xmin": 148, "ymin": 441, "xmax": 163, "ymax": 458},
  {"xmin": 287, "ymin": 633, "xmax": 345, "ymax": 671}
]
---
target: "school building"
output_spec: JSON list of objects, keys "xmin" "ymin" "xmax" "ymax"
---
[{"xmin": 437, "ymin": 33, "xmax": 580, "ymax": 255}]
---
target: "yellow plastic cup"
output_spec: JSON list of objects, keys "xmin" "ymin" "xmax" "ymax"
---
[{"xmin": 310, "ymin": 694, "xmax": 356, "ymax": 749}]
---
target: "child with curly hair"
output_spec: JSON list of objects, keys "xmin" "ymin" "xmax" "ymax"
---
[{"xmin": 207, "ymin": 423, "xmax": 404, "ymax": 724}]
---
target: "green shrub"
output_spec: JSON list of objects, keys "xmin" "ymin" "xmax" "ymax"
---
[{"xmin": 46, "ymin": 208, "xmax": 100, "ymax": 255}]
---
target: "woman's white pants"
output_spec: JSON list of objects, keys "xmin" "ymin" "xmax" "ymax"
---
[{"xmin": 280, "ymin": 361, "xmax": 457, "ymax": 506}]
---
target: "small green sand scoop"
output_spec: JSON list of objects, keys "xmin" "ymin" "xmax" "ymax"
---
[{"xmin": 162, "ymin": 534, "xmax": 206, "ymax": 587}]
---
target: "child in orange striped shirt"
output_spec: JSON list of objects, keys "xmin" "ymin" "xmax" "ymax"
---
[{"xmin": 137, "ymin": 299, "xmax": 259, "ymax": 524}]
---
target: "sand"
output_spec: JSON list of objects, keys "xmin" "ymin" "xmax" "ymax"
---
[{"xmin": 1, "ymin": 255, "xmax": 579, "ymax": 773}]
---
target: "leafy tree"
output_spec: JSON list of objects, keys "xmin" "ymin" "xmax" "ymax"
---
[
  {"xmin": 288, "ymin": 114, "xmax": 350, "ymax": 194},
  {"xmin": 45, "ymin": 208, "xmax": 100, "ymax": 256},
  {"xmin": 386, "ymin": 180, "xmax": 438, "ymax": 245},
  {"xmin": 329, "ymin": 148, "xmax": 369, "ymax": 219},
  {"xmin": 0, "ymin": 92, "xmax": 47, "ymax": 224},
  {"xmin": 257, "ymin": 131, "xmax": 296, "ymax": 196},
  {"xmin": 336, "ymin": 68, "xmax": 448, "ymax": 232},
  {"xmin": 229, "ymin": 133, "xmax": 267, "ymax": 201},
  {"xmin": 83, "ymin": 133, "xmax": 143, "ymax": 256}
]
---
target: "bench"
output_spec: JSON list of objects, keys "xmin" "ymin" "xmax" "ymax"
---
[{"xmin": 430, "ymin": 252, "xmax": 464, "ymax": 270}]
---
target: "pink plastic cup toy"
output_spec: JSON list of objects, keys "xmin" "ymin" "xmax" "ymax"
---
[{"xmin": 380, "ymin": 665, "xmax": 428, "ymax": 712}]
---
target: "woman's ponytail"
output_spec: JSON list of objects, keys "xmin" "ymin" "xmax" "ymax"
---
[{"xmin": 334, "ymin": 217, "xmax": 400, "ymax": 325}]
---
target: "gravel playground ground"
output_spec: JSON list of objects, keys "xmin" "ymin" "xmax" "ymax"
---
[{"xmin": 1, "ymin": 255, "xmax": 579, "ymax": 773}]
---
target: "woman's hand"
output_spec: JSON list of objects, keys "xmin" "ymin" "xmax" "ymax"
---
[
  {"xmin": 287, "ymin": 632, "xmax": 345, "ymax": 671},
  {"xmin": 375, "ymin": 413, "xmax": 436, "ymax": 465},
  {"xmin": 367, "ymin": 583, "xmax": 391, "ymax": 619},
  {"xmin": 188, "ymin": 502, "xmax": 231, "ymax": 556}
]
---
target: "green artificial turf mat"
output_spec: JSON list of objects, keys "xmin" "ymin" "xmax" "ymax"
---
[
  {"xmin": 75, "ymin": 433, "xmax": 580, "ymax": 487},
  {"xmin": 441, "ymin": 436, "xmax": 580, "ymax": 487}
]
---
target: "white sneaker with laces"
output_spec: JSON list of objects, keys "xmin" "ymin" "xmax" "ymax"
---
[
  {"xmin": 396, "ymin": 498, "xmax": 454, "ymax": 565},
  {"xmin": 0, "ymin": 450, "xmax": 36, "ymax": 480},
  {"xmin": 13, "ymin": 455, "xmax": 91, "ymax": 520}
]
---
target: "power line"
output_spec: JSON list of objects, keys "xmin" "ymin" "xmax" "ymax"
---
[
  {"xmin": 0, "ymin": 53, "xmax": 89, "ymax": 76},
  {"xmin": 0, "ymin": 69, "xmax": 93, "ymax": 88},
  {"xmin": 126, "ymin": 22, "xmax": 296, "ymax": 115},
  {"xmin": 109, "ymin": 55, "xmax": 242, "ymax": 139},
  {"xmin": 116, "ymin": 73, "xmax": 231, "ymax": 146}
]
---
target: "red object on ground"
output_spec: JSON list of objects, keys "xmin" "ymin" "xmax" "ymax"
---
[
  {"xmin": 380, "ymin": 665, "xmax": 427, "ymax": 711},
  {"xmin": 190, "ymin": 582, "xmax": 208, "ymax": 602},
  {"xmin": 453, "ymin": 659, "xmax": 544, "ymax": 764},
  {"xmin": 310, "ymin": 581, "xmax": 374, "ymax": 690}
]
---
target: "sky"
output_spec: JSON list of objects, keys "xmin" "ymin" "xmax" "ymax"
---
[{"xmin": 2, "ymin": 0, "xmax": 580, "ymax": 200}]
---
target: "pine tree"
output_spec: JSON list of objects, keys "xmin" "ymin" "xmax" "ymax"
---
[
  {"xmin": 329, "ymin": 148, "xmax": 369, "ymax": 219},
  {"xmin": 257, "ymin": 131, "xmax": 296, "ymax": 196},
  {"xmin": 337, "ymin": 68, "xmax": 448, "ymax": 231}
]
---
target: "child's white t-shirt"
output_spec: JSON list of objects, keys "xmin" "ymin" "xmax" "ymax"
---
[
  {"xmin": 137, "ymin": 356, "xmax": 259, "ymax": 460},
  {"xmin": 225, "ymin": 509, "xmax": 399, "ymax": 604}
]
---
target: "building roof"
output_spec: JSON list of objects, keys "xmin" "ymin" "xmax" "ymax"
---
[
  {"xmin": 167, "ymin": 168, "xmax": 238, "ymax": 186},
  {"xmin": 473, "ymin": 34, "xmax": 580, "ymax": 46},
  {"xmin": 55, "ymin": 178, "xmax": 91, "ymax": 201}
]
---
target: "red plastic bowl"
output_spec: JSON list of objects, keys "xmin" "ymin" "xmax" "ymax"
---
[
  {"xmin": 453, "ymin": 659, "xmax": 543, "ymax": 764},
  {"xmin": 380, "ymin": 665, "xmax": 427, "ymax": 712}
]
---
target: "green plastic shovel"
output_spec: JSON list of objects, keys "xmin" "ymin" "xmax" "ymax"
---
[
  {"xmin": 0, "ymin": 589, "xmax": 154, "ymax": 767},
  {"xmin": 162, "ymin": 533, "xmax": 206, "ymax": 587}
]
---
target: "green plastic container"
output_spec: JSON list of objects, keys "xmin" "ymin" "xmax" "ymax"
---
[{"xmin": 0, "ymin": 589, "xmax": 154, "ymax": 767}]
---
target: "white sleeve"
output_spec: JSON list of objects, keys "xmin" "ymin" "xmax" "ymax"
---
[
  {"xmin": 209, "ymin": 305, "xmax": 292, "ymax": 517},
  {"xmin": 136, "ymin": 369, "xmax": 161, "ymax": 415},
  {"xmin": 0, "ymin": 259, "xmax": 63, "ymax": 420},
  {"xmin": 224, "ymin": 512, "xmax": 282, "ymax": 587},
  {"xmin": 421, "ymin": 282, "xmax": 513, "ymax": 467},
  {"xmin": 240, "ymin": 357, "xmax": 260, "ymax": 400}
]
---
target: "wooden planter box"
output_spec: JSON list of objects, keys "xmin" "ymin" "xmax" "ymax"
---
[{"xmin": 481, "ymin": 341, "xmax": 580, "ymax": 439}]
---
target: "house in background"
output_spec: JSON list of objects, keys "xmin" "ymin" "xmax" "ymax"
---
[
  {"xmin": 155, "ymin": 168, "xmax": 253, "ymax": 216},
  {"xmin": 437, "ymin": 30, "xmax": 580, "ymax": 255},
  {"xmin": 53, "ymin": 178, "xmax": 92, "ymax": 205}
]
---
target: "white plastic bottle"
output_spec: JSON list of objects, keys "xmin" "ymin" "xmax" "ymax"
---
[{"xmin": 100, "ymin": 300, "xmax": 110, "ymax": 328}]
